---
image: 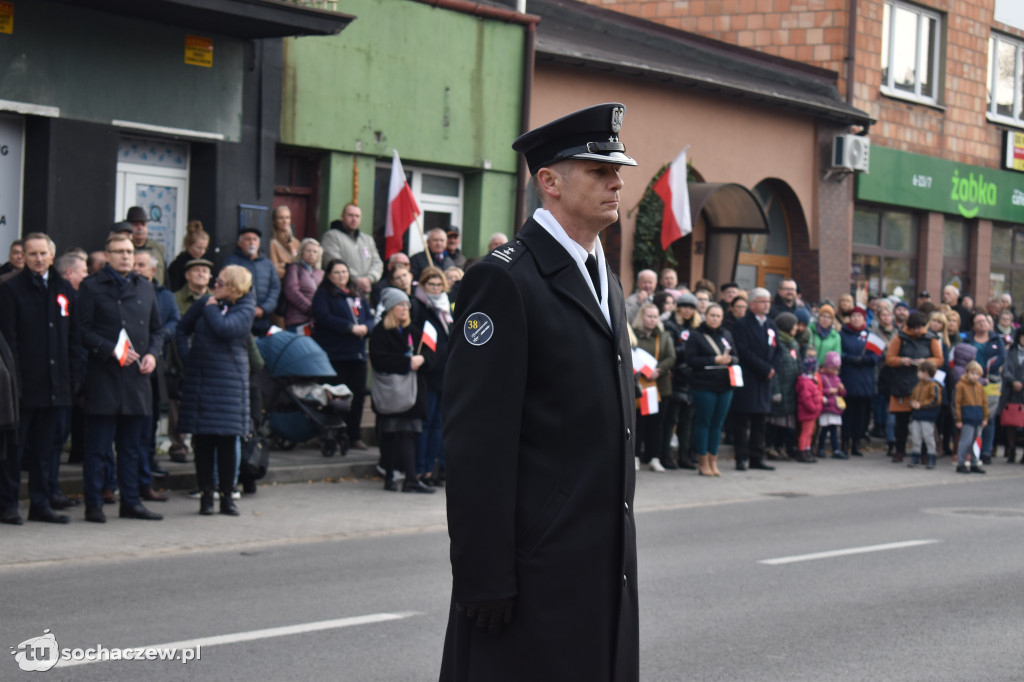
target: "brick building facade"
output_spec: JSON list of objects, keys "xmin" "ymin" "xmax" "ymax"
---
[{"xmin": 577, "ymin": 0, "xmax": 1024, "ymax": 309}]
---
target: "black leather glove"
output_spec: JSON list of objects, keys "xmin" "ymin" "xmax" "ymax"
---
[{"xmin": 457, "ymin": 598, "xmax": 516, "ymax": 635}]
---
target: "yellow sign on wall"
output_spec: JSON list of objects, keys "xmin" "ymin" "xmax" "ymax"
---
[
  {"xmin": 185, "ymin": 35, "xmax": 213, "ymax": 68},
  {"xmin": 1004, "ymin": 131, "xmax": 1024, "ymax": 172},
  {"xmin": 0, "ymin": 2, "xmax": 14, "ymax": 35}
]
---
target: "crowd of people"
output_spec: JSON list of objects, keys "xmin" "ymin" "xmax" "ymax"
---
[
  {"xmin": 2, "ymin": 200, "xmax": 1018, "ymax": 525},
  {"xmin": 0, "ymin": 202, "xmax": 489, "ymax": 525},
  {"xmin": 626, "ymin": 271, "xmax": 1023, "ymax": 477}
]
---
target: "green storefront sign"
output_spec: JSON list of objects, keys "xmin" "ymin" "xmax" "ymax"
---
[{"xmin": 857, "ymin": 146, "xmax": 1024, "ymax": 223}]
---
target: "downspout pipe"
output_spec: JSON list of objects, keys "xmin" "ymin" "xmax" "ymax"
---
[{"xmin": 515, "ymin": 21, "xmax": 535, "ymax": 231}]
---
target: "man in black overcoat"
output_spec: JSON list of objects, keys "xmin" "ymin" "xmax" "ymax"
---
[
  {"xmin": 0, "ymin": 234, "xmax": 82, "ymax": 525},
  {"xmin": 730, "ymin": 286, "xmax": 782, "ymax": 471},
  {"xmin": 440, "ymin": 104, "xmax": 639, "ymax": 682},
  {"xmin": 78, "ymin": 233, "xmax": 164, "ymax": 523}
]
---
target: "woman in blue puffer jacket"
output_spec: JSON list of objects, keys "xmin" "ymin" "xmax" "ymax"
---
[
  {"xmin": 839, "ymin": 306, "xmax": 879, "ymax": 456},
  {"xmin": 177, "ymin": 265, "xmax": 255, "ymax": 517}
]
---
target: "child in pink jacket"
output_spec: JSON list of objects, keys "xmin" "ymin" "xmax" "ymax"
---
[
  {"xmin": 818, "ymin": 351, "xmax": 847, "ymax": 458},
  {"xmin": 796, "ymin": 351, "xmax": 823, "ymax": 461}
]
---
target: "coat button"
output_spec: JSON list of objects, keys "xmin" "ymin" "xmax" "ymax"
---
[
  {"xmin": 624, "ymin": 501, "xmax": 629, "ymax": 511},
  {"xmin": 625, "ymin": 428, "xmax": 631, "ymax": 440},
  {"xmin": 616, "ymin": 354, "xmax": 622, "ymax": 367},
  {"xmin": 623, "ymin": 574, "xmax": 628, "ymax": 588}
]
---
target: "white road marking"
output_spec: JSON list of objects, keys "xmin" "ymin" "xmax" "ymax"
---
[
  {"xmin": 54, "ymin": 611, "xmax": 421, "ymax": 668},
  {"xmin": 759, "ymin": 539, "xmax": 940, "ymax": 565}
]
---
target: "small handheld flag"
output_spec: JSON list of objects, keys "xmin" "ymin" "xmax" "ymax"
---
[
  {"xmin": 114, "ymin": 328, "xmax": 134, "ymax": 367},
  {"xmin": 639, "ymin": 386, "xmax": 659, "ymax": 415},
  {"xmin": 420, "ymin": 320, "xmax": 438, "ymax": 352}
]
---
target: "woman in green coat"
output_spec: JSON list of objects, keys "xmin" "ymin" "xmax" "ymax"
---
[{"xmin": 809, "ymin": 303, "xmax": 841, "ymax": 365}]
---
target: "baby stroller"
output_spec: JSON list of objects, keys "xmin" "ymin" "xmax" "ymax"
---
[{"xmin": 256, "ymin": 332, "xmax": 353, "ymax": 458}]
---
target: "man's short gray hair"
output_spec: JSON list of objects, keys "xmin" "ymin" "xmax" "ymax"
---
[
  {"xmin": 751, "ymin": 287, "xmax": 771, "ymax": 301},
  {"xmin": 55, "ymin": 251, "xmax": 85, "ymax": 275}
]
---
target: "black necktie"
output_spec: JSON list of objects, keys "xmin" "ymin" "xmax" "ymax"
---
[{"xmin": 585, "ymin": 255, "xmax": 601, "ymax": 303}]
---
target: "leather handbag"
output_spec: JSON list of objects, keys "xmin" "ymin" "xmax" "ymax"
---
[
  {"xmin": 371, "ymin": 369, "xmax": 418, "ymax": 415},
  {"xmin": 1002, "ymin": 402, "xmax": 1024, "ymax": 428}
]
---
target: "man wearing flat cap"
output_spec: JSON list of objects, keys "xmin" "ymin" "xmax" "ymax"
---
[
  {"xmin": 126, "ymin": 206, "xmax": 167, "ymax": 286},
  {"xmin": 220, "ymin": 227, "xmax": 280, "ymax": 336},
  {"xmin": 440, "ymin": 103, "xmax": 639, "ymax": 682}
]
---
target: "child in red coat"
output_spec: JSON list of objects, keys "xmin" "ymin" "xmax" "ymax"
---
[
  {"xmin": 818, "ymin": 350, "xmax": 847, "ymax": 458},
  {"xmin": 796, "ymin": 350, "xmax": 823, "ymax": 462}
]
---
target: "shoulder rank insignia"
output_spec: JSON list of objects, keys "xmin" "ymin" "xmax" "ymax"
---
[{"xmin": 487, "ymin": 240, "xmax": 526, "ymax": 266}]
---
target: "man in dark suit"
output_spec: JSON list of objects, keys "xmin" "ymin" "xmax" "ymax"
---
[
  {"xmin": 0, "ymin": 233, "xmax": 81, "ymax": 525},
  {"xmin": 440, "ymin": 103, "xmax": 639, "ymax": 682},
  {"xmin": 78, "ymin": 233, "xmax": 165, "ymax": 523},
  {"xmin": 730, "ymin": 286, "xmax": 782, "ymax": 471},
  {"xmin": 409, "ymin": 227, "xmax": 456, "ymax": 281}
]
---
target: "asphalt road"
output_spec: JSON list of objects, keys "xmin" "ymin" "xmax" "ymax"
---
[{"xmin": 4, "ymin": 467, "xmax": 1024, "ymax": 681}]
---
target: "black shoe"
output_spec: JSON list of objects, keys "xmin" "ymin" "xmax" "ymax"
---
[
  {"xmin": 150, "ymin": 464, "xmax": 169, "ymax": 477},
  {"xmin": 402, "ymin": 479, "xmax": 436, "ymax": 494},
  {"xmin": 383, "ymin": 475, "xmax": 398, "ymax": 491},
  {"xmin": 28, "ymin": 507, "xmax": 70, "ymax": 524},
  {"xmin": 119, "ymin": 504, "xmax": 163, "ymax": 520},
  {"xmin": 169, "ymin": 450, "xmax": 190, "ymax": 464},
  {"xmin": 851, "ymin": 449, "xmax": 864, "ymax": 457},
  {"xmin": 423, "ymin": 474, "xmax": 444, "ymax": 488},
  {"xmin": 661, "ymin": 458, "xmax": 678, "ymax": 470},
  {"xmin": 678, "ymin": 459, "xmax": 697, "ymax": 470},
  {"xmin": 85, "ymin": 507, "xmax": 106, "ymax": 523},
  {"xmin": 734, "ymin": 460, "xmax": 747, "ymax": 471},
  {"xmin": 833, "ymin": 450, "xmax": 849, "ymax": 460},
  {"xmin": 748, "ymin": 460, "xmax": 776, "ymax": 471},
  {"xmin": 1, "ymin": 508, "xmax": 23, "ymax": 525},
  {"xmin": 50, "ymin": 492, "xmax": 80, "ymax": 509},
  {"xmin": 218, "ymin": 491, "xmax": 237, "ymax": 512},
  {"xmin": 980, "ymin": 456, "xmax": 992, "ymax": 465},
  {"xmin": 970, "ymin": 465, "xmax": 987, "ymax": 474},
  {"xmin": 956, "ymin": 464, "xmax": 970, "ymax": 474},
  {"xmin": 199, "ymin": 492, "xmax": 214, "ymax": 516},
  {"xmin": 242, "ymin": 479, "xmax": 258, "ymax": 494}
]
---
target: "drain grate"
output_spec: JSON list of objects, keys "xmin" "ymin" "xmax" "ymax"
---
[{"xmin": 763, "ymin": 491, "xmax": 810, "ymax": 498}]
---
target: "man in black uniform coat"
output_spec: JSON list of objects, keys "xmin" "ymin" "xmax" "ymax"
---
[
  {"xmin": 730, "ymin": 286, "xmax": 782, "ymax": 471},
  {"xmin": 78, "ymin": 233, "xmax": 165, "ymax": 523},
  {"xmin": 440, "ymin": 103, "xmax": 639, "ymax": 682},
  {"xmin": 0, "ymin": 233, "xmax": 81, "ymax": 524}
]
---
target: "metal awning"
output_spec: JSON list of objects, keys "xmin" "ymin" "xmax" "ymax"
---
[
  {"xmin": 688, "ymin": 183, "xmax": 769, "ymax": 233},
  {"xmin": 56, "ymin": 0, "xmax": 353, "ymax": 38}
]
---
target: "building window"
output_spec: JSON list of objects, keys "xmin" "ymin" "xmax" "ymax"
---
[
  {"xmin": 881, "ymin": 0, "xmax": 942, "ymax": 105},
  {"xmin": 990, "ymin": 224, "xmax": 1024, "ymax": 306},
  {"xmin": 987, "ymin": 33, "xmax": 1024, "ymax": 127},
  {"xmin": 942, "ymin": 217, "xmax": 969, "ymax": 294},
  {"xmin": 372, "ymin": 163, "xmax": 464, "ymax": 255},
  {"xmin": 851, "ymin": 208, "xmax": 918, "ymax": 298}
]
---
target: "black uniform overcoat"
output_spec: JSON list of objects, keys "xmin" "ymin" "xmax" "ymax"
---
[
  {"xmin": 0, "ymin": 267, "xmax": 81, "ymax": 408},
  {"xmin": 78, "ymin": 267, "xmax": 163, "ymax": 416},
  {"xmin": 730, "ymin": 311, "xmax": 782, "ymax": 414},
  {"xmin": 440, "ymin": 218, "xmax": 638, "ymax": 682}
]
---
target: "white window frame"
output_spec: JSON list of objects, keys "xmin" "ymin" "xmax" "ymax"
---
[
  {"xmin": 881, "ymin": 0, "xmax": 943, "ymax": 106},
  {"xmin": 987, "ymin": 32, "xmax": 1024, "ymax": 128}
]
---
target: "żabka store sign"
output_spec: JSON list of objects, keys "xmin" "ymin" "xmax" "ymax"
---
[{"xmin": 857, "ymin": 146, "xmax": 1024, "ymax": 222}]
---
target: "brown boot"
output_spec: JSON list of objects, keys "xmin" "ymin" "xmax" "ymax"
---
[
  {"xmin": 697, "ymin": 455, "xmax": 713, "ymax": 476},
  {"xmin": 708, "ymin": 454, "xmax": 722, "ymax": 476}
]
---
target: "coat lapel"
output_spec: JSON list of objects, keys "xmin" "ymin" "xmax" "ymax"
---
[{"xmin": 518, "ymin": 219, "xmax": 612, "ymax": 339}]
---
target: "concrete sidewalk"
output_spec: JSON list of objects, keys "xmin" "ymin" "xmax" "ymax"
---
[{"xmin": 6, "ymin": 439, "xmax": 1024, "ymax": 570}]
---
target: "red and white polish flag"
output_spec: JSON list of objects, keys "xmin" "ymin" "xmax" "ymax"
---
[
  {"xmin": 114, "ymin": 328, "xmax": 132, "ymax": 367},
  {"xmin": 639, "ymin": 386, "xmax": 659, "ymax": 415},
  {"xmin": 652, "ymin": 146, "xmax": 693, "ymax": 250},
  {"xmin": 384, "ymin": 150, "xmax": 421, "ymax": 261},
  {"xmin": 421, "ymin": 320, "xmax": 438, "ymax": 352},
  {"xmin": 864, "ymin": 331, "xmax": 886, "ymax": 356},
  {"xmin": 728, "ymin": 365, "xmax": 744, "ymax": 387}
]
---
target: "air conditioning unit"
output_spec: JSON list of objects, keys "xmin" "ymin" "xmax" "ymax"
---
[{"xmin": 832, "ymin": 134, "xmax": 870, "ymax": 173}]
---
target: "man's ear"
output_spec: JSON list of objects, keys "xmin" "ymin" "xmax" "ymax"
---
[{"xmin": 535, "ymin": 167, "xmax": 561, "ymax": 200}]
